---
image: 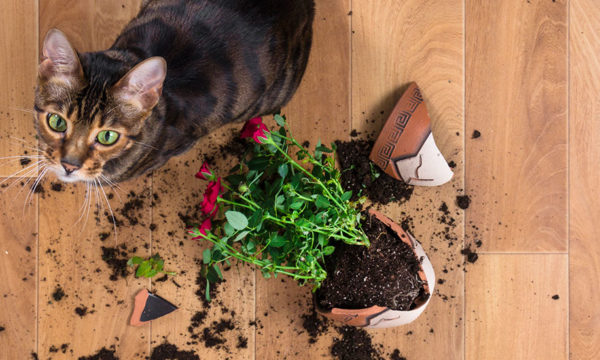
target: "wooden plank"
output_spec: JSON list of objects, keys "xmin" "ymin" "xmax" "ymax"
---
[
  {"xmin": 466, "ymin": 254, "xmax": 568, "ymax": 359},
  {"xmin": 351, "ymin": 0, "xmax": 464, "ymax": 359},
  {"xmin": 253, "ymin": 0, "xmax": 351, "ymax": 358},
  {"xmin": 570, "ymin": 0, "xmax": 600, "ymax": 358},
  {"xmin": 465, "ymin": 0, "xmax": 567, "ymax": 252},
  {"xmin": 0, "ymin": 181, "xmax": 38, "ymax": 360},
  {"xmin": 150, "ymin": 123, "xmax": 255, "ymax": 359},
  {"xmin": 38, "ymin": 2, "xmax": 149, "ymax": 359},
  {"xmin": 0, "ymin": 0, "xmax": 38, "ymax": 177}
]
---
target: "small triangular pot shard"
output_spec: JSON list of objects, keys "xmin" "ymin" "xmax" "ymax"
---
[
  {"xmin": 130, "ymin": 289, "xmax": 178, "ymax": 326},
  {"xmin": 369, "ymin": 82, "xmax": 453, "ymax": 186}
]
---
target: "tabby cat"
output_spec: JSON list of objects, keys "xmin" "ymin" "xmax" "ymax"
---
[{"xmin": 35, "ymin": 0, "xmax": 314, "ymax": 183}]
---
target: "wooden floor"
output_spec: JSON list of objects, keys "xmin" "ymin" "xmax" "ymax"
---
[{"xmin": 0, "ymin": 0, "xmax": 597, "ymax": 359}]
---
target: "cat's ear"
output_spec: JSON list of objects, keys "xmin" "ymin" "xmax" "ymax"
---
[
  {"xmin": 112, "ymin": 57, "xmax": 167, "ymax": 112},
  {"xmin": 39, "ymin": 29, "xmax": 83, "ymax": 86}
]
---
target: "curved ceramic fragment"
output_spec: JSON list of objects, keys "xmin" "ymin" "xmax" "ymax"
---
[
  {"xmin": 315, "ymin": 209, "xmax": 435, "ymax": 329},
  {"xmin": 130, "ymin": 288, "xmax": 178, "ymax": 326},
  {"xmin": 369, "ymin": 82, "xmax": 453, "ymax": 186}
]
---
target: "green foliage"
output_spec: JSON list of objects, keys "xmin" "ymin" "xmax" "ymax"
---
[
  {"xmin": 189, "ymin": 114, "xmax": 369, "ymax": 300},
  {"xmin": 127, "ymin": 254, "xmax": 176, "ymax": 278}
]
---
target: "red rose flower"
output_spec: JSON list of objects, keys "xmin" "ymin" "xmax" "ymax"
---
[
  {"xmin": 240, "ymin": 117, "xmax": 269, "ymax": 144},
  {"xmin": 201, "ymin": 178, "xmax": 224, "ymax": 218},
  {"xmin": 195, "ymin": 161, "xmax": 213, "ymax": 180},
  {"xmin": 191, "ymin": 218, "xmax": 212, "ymax": 239}
]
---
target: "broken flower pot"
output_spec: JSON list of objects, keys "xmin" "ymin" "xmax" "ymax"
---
[
  {"xmin": 315, "ymin": 209, "xmax": 435, "ymax": 329},
  {"xmin": 369, "ymin": 82, "xmax": 453, "ymax": 186},
  {"xmin": 130, "ymin": 289, "xmax": 178, "ymax": 326}
]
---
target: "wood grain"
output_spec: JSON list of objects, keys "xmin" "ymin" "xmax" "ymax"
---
[
  {"xmin": 465, "ymin": 0, "xmax": 568, "ymax": 252},
  {"xmin": 38, "ymin": 2, "xmax": 149, "ymax": 359},
  {"xmin": 466, "ymin": 254, "xmax": 568, "ymax": 360},
  {"xmin": 351, "ymin": 0, "xmax": 464, "ymax": 359},
  {"xmin": 0, "ymin": 181, "xmax": 38, "ymax": 360},
  {"xmin": 0, "ymin": 0, "xmax": 38, "ymax": 178},
  {"xmin": 254, "ymin": 0, "xmax": 351, "ymax": 358},
  {"xmin": 569, "ymin": 0, "xmax": 600, "ymax": 358}
]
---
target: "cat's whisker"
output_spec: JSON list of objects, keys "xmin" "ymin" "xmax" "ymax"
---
[
  {"xmin": 21, "ymin": 165, "xmax": 50, "ymax": 215},
  {"xmin": 10, "ymin": 107, "xmax": 36, "ymax": 115},
  {"xmin": 133, "ymin": 141, "xmax": 159, "ymax": 151},
  {"xmin": 5, "ymin": 164, "xmax": 46, "ymax": 195},
  {"xmin": 81, "ymin": 182, "xmax": 94, "ymax": 232},
  {"xmin": 99, "ymin": 174, "xmax": 124, "ymax": 201},
  {"xmin": 74, "ymin": 183, "xmax": 90, "ymax": 227},
  {"xmin": 23, "ymin": 168, "xmax": 49, "ymax": 209},
  {"xmin": 97, "ymin": 177, "xmax": 118, "ymax": 243},
  {"xmin": 0, "ymin": 160, "xmax": 47, "ymax": 188}
]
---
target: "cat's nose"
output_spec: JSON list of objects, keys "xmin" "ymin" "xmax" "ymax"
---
[{"xmin": 61, "ymin": 160, "xmax": 80, "ymax": 175}]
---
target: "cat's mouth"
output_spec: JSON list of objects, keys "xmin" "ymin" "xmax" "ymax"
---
[{"xmin": 50, "ymin": 163, "xmax": 96, "ymax": 183}]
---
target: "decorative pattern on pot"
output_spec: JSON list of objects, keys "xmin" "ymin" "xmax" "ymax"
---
[
  {"xmin": 369, "ymin": 82, "xmax": 453, "ymax": 187},
  {"xmin": 315, "ymin": 209, "xmax": 435, "ymax": 329}
]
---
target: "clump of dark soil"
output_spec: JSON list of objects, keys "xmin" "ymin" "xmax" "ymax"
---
[
  {"xmin": 317, "ymin": 213, "xmax": 427, "ymax": 310},
  {"xmin": 75, "ymin": 306, "xmax": 88, "ymax": 317},
  {"xmin": 77, "ymin": 347, "xmax": 118, "ymax": 360},
  {"xmin": 101, "ymin": 246, "xmax": 130, "ymax": 281},
  {"xmin": 150, "ymin": 342, "xmax": 199, "ymax": 360},
  {"xmin": 301, "ymin": 309, "xmax": 330, "ymax": 343},
  {"xmin": 331, "ymin": 326, "xmax": 384, "ymax": 360},
  {"xmin": 335, "ymin": 139, "xmax": 413, "ymax": 205},
  {"xmin": 390, "ymin": 349, "xmax": 408, "ymax": 360},
  {"xmin": 0, "ymin": 326, "xmax": 5, "ymax": 332},
  {"xmin": 201, "ymin": 319, "xmax": 235, "ymax": 348},
  {"xmin": 52, "ymin": 286, "xmax": 66, "ymax": 301},
  {"xmin": 552, "ymin": 294, "xmax": 560, "ymax": 300},
  {"xmin": 236, "ymin": 335, "xmax": 248, "ymax": 349},
  {"xmin": 456, "ymin": 195, "xmax": 471, "ymax": 210},
  {"xmin": 98, "ymin": 232, "xmax": 110, "ymax": 241},
  {"xmin": 50, "ymin": 182, "xmax": 63, "ymax": 192},
  {"xmin": 20, "ymin": 158, "xmax": 31, "ymax": 166},
  {"xmin": 472, "ymin": 130, "xmax": 481, "ymax": 139},
  {"xmin": 461, "ymin": 246, "xmax": 479, "ymax": 263},
  {"xmin": 120, "ymin": 192, "xmax": 145, "ymax": 226}
]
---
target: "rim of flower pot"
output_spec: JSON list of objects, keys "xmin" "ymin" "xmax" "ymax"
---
[
  {"xmin": 368, "ymin": 82, "xmax": 453, "ymax": 186},
  {"xmin": 314, "ymin": 208, "xmax": 435, "ymax": 328}
]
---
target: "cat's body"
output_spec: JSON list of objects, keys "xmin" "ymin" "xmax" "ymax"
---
[{"xmin": 35, "ymin": 0, "xmax": 314, "ymax": 182}]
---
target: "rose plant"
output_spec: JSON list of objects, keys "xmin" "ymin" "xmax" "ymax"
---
[{"xmin": 188, "ymin": 115, "xmax": 369, "ymax": 300}]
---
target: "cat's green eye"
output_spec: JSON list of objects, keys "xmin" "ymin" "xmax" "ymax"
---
[
  {"xmin": 97, "ymin": 130, "xmax": 120, "ymax": 146},
  {"xmin": 47, "ymin": 113, "xmax": 67, "ymax": 132}
]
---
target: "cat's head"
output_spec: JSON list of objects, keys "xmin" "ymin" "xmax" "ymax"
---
[{"xmin": 34, "ymin": 29, "xmax": 166, "ymax": 183}]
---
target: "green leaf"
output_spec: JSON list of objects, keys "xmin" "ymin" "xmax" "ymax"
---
[
  {"xmin": 270, "ymin": 235, "xmax": 287, "ymax": 248},
  {"xmin": 136, "ymin": 262, "xmax": 151, "ymax": 277},
  {"xmin": 224, "ymin": 222, "xmax": 235, "ymax": 236},
  {"xmin": 289, "ymin": 200, "xmax": 304, "ymax": 210},
  {"xmin": 274, "ymin": 114, "xmax": 286, "ymax": 126},
  {"xmin": 205, "ymin": 280, "xmax": 211, "ymax": 301},
  {"xmin": 316, "ymin": 145, "xmax": 333, "ymax": 153},
  {"xmin": 341, "ymin": 190, "xmax": 353, "ymax": 202},
  {"xmin": 277, "ymin": 164, "xmax": 288, "ymax": 179},
  {"xmin": 146, "ymin": 269, "xmax": 158, "ymax": 278},
  {"xmin": 203, "ymin": 249, "xmax": 211, "ymax": 264},
  {"xmin": 245, "ymin": 240, "xmax": 256, "ymax": 253},
  {"xmin": 234, "ymin": 230, "xmax": 249, "ymax": 242},
  {"xmin": 323, "ymin": 246, "xmax": 335, "ymax": 256},
  {"xmin": 225, "ymin": 210, "xmax": 248, "ymax": 230},
  {"xmin": 315, "ymin": 195, "xmax": 330, "ymax": 209},
  {"xmin": 248, "ymin": 209, "xmax": 263, "ymax": 228},
  {"xmin": 213, "ymin": 264, "xmax": 223, "ymax": 279},
  {"xmin": 127, "ymin": 256, "xmax": 143, "ymax": 267}
]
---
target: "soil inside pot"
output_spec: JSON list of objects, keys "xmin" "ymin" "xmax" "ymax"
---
[{"xmin": 316, "ymin": 212, "xmax": 428, "ymax": 311}]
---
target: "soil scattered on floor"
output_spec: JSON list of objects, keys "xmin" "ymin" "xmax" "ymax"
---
[
  {"xmin": 0, "ymin": 326, "xmax": 5, "ymax": 332},
  {"xmin": 461, "ymin": 246, "xmax": 479, "ymax": 264},
  {"xmin": 101, "ymin": 245, "xmax": 130, "ymax": 281},
  {"xmin": 472, "ymin": 130, "xmax": 481, "ymax": 139},
  {"xmin": 50, "ymin": 182, "xmax": 63, "ymax": 192},
  {"xmin": 75, "ymin": 306, "xmax": 88, "ymax": 317},
  {"xmin": 331, "ymin": 326, "xmax": 384, "ymax": 360},
  {"xmin": 120, "ymin": 192, "xmax": 145, "ymax": 226},
  {"xmin": 301, "ymin": 309, "xmax": 330, "ymax": 343},
  {"xmin": 317, "ymin": 212, "xmax": 427, "ymax": 310},
  {"xmin": 150, "ymin": 342, "xmax": 199, "ymax": 360},
  {"xmin": 52, "ymin": 286, "xmax": 66, "ymax": 301},
  {"xmin": 456, "ymin": 195, "xmax": 471, "ymax": 210},
  {"xmin": 552, "ymin": 294, "xmax": 560, "ymax": 300},
  {"xmin": 390, "ymin": 349, "xmax": 408, "ymax": 360},
  {"xmin": 335, "ymin": 139, "xmax": 413, "ymax": 205},
  {"xmin": 20, "ymin": 158, "xmax": 31, "ymax": 166},
  {"xmin": 77, "ymin": 347, "xmax": 118, "ymax": 360}
]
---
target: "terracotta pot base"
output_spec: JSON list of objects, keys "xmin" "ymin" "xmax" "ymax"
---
[{"xmin": 315, "ymin": 209, "xmax": 435, "ymax": 329}]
